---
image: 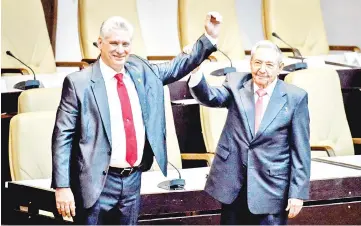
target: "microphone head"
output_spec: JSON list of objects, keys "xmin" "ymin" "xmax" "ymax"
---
[
  {"xmin": 6, "ymin": 50, "xmax": 13, "ymax": 57},
  {"xmin": 271, "ymin": 32, "xmax": 279, "ymax": 38}
]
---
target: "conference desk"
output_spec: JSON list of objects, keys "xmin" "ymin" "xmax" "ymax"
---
[{"xmin": 3, "ymin": 156, "xmax": 361, "ymax": 225}]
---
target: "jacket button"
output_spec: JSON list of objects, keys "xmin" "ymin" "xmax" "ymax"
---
[{"xmin": 102, "ymin": 170, "xmax": 107, "ymax": 175}]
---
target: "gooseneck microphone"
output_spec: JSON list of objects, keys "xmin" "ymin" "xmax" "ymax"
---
[
  {"xmin": 6, "ymin": 51, "xmax": 40, "ymax": 90},
  {"xmin": 271, "ymin": 32, "xmax": 307, "ymax": 72},
  {"xmin": 210, "ymin": 48, "xmax": 237, "ymax": 76},
  {"xmin": 157, "ymin": 162, "xmax": 185, "ymax": 190}
]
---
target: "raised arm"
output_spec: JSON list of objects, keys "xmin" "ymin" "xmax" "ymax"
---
[{"xmin": 151, "ymin": 12, "xmax": 222, "ymax": 85}]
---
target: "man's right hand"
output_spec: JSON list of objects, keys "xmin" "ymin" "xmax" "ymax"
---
[{"xmin": 55, "ymin": 188, "xmax": 76, "ymax": 217}]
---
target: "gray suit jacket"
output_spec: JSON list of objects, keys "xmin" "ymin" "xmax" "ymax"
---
[
  {"xmin": 51, "ymin": 35, "xmax": 216, "ymax": 208},
  {"xmin": 190, "ymin": 72, "xmax": 311, "ymax": 214}
]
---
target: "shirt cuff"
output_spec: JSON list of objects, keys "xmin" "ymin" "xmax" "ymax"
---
[
  {"xmin": 204, "ymin": 33, "xmax": 218, "ymax": 46},
  {"xmin": 188, "ymin": 70, "xmax": 204, "ymax": 88}
]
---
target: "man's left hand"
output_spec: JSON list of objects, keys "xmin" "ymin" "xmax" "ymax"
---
[
  {"xmin": 204, "ymin": 11, "xmax": 222, "ymax": 39},
  {"xmin": 286, "ymin": 198, "xmax": 303, "ymax": 218}
]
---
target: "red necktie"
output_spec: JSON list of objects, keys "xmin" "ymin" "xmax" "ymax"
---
[
  {"xmin": 114, "ymin": 73, "xmax": 137, "ymax": 166},
  {"xmin": 255, "ymin": 89, "xmax": 267, "ymax": 133}
]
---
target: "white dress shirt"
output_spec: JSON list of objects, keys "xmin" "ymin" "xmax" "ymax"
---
[
  {"xmin": 99, "ymin": 58, "xmax": 145, "ymax": 168},
  {"xmin": 253, "ymin": 78, "xmax": 278, "ymax": 123}
]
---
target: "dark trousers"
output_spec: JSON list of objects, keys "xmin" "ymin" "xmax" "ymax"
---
[
  {"xmin": 74, "ymin": 169, "xmax": 142, "ymax": 225},
  {"xmin": 220, "ymin": 183, "xmax": 287, "ymax": 225}
]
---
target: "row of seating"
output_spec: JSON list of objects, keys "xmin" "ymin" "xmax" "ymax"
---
[
  {"xmin": 9, "ymin": 86, "xmax": 213, "ymax": 181},
  {"xmin": 2, "ymin": 0, "xmax": 360, "ymax": 76},
  {"xmin": 4, "ymin": 0, "xmax": 361, "ymax": 181},
  {"xmin": 9, "ymin": 67, "xmax": 361, "ymax": 181}
]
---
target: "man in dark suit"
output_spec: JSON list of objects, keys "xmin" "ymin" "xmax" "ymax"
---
[
  {"xmin": 189, "ymin": 40, "xmax": 311, "ymax": 225},
  {"xmin": 52, "ymin": 12, "xmax": 222, "ymax": 225}
]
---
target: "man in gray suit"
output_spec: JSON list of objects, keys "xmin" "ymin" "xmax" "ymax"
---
[
  {"xmin": 52, "ymin": 12, "xmax": 222, "ymax": 225},
  {"xmin": 189, "ymin": 40, "xmax": 311, "ymax": 225}
]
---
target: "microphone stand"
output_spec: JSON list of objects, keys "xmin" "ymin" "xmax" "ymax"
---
[
  {"xmin": 157, "ymin": 162, "xmax": 185, "ymax": 190},
  {"xmin": 5, "ymin": 51, "xmax": 41, "ymax": 90},
  {"xmin": 271, "ymin": 32, "xmax": 307, "ymax": 72},
  {"xmin": 210, "ymin": 48, "xmax": 237, "ymax": 76}
]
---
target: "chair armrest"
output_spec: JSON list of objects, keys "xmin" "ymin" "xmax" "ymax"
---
[
  {"xmin": 1, "ymin": 68, "xmax": 30, "ymax": 75},
  {"xmin": 280, "ymin": 47, "xmax": 295, "ymax": 53},
  {"xmin": 56, "ymin": 61, "xmax": 89, "ymax": 67},
  {"xmin": 181, "ymin": 153, "xmax": 214, "ymax": 166},
  {"xmin": 352, "ymin": 138, "xmax": 361, "ymax": 145},
  {"xmin": 146, "ymin": 56, "xmax": 175, "ymax": 61},
  {"xmin": 56, "ymin": 61, "xmax": 89, "ymax": 69},
  {"xmin": 81, "ymin": 58, "xmax": 97, "ymax": 64},
  {"xmin": 329, "ymin": 45, "xmax": 361, "ymax": 53},
  {"xmin": 245, "ymin": 48, "xmax": 293, "ymax": 56},
  {"xmin": 1, "ymin": 112, "xmax": 17, "ymax": 119},
  {"xmin": 311, "ymin": 145, "xmax": 336, "ymax": 157},
  {"xmin": 82, "ymin": 56, "xmax": 176, "ymax": 63}
]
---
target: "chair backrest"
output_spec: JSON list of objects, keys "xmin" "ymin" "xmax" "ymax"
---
[
  {"xmin": 9, "ymin": 111, "xmax": 56, "ymax": 181},
  {"xmin": 18, "ymin": 88, "xmax": 62, "ymax": 113},
  {"xmin": 78, "ymin": 0, "xmax": 147, "ymax": 59},
  {"xmin": 150, "ymin": 85, "xmax": 182, "ymax": 170},
  {"xmin": 178, "ymin": 0, "xmax": 245, "ymax": 61},
  {"xmin": 284, "ymin": 68, "xmax": 354, "ymax": 156},
  {"xmin": 262, "ymin": 0, "xmax": 329, "ymax": 56},
  {"xmin": 1, "ymin": 0, "xmax": 56, "ymax": 74}
]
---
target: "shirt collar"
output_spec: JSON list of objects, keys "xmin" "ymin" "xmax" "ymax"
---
[
  {"xmin": 99, "ymin": 58, "xmax": 126, "ymax": 81},
  {"xmin": 253, "ymin": 77, "xmax": 278, "ymax": 97}
]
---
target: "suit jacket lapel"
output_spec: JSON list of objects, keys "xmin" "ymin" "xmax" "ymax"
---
[
  {"xmin": 253, "ymin": 80, "xmax": 287, "ymax": 140},
  {"xmin": 125, "ymin": 63, "xmax": 148, "ymax": 123},
  {"xmin": 91, "ymin": 61, "xmax": 112, "ymax": 146},
  {"xmin": 239, "ymin": 79, "xmax": 256, "ymax": 138}
]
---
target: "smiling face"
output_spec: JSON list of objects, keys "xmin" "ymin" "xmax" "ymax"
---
[
  {"xmin": 97, "ymin": 29, "xmax": 132, "ymax": 73},
  {"xmin": 250, "ymin": 47, "xmax": 284, "ymax": 89}
]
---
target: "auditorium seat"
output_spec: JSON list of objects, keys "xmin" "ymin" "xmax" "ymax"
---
[
  {"xmin": 8, "ymin": 111, "xmax": 56, "ymax": 180},
  {"xmin": 178, "ymin": 0, "xmax": 246, "ymax": 61},
  {"xmin": 1, "ymin": 0, "xmax": 87, "ymax": 78},
  {"xmin": 262, "ymin": 0, "xmax": 360, "ymax": 56},
  {"xmin": 78, "ymin": 0, "xmax": 174, "ymax": 63},
  {"xmin": 284, "ymin": 68, "xmax": 361, "ymax": 157},
  {"xmin": 18, "ymin": 88, "xmax": 62, "ymax": 113}
]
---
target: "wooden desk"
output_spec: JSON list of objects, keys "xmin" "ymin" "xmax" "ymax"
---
[{"xmin": 3, "ymin": 156, "xmax": 361, "ymax": 225}]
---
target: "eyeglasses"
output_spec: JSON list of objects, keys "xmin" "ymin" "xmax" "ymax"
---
[{"xmin": 252, "ymin": 60, "xmax": 278, "ymax": 70}]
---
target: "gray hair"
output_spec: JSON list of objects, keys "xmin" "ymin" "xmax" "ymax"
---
[
  {"xmin": 99, "ymin": 16, "xmax": 134, "ymax": 39},
  {"xmin": 250, "ymin": 40, "xmax": 283, "ymax": 64}
]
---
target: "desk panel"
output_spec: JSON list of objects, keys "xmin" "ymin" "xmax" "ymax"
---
[
  {"xmin": 4, "ymin": 157, "xmax": 361, "ymax": 225},
  {"xmin": 289, "ymin": 201, "xmax": 361, "ymax": 225}
]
